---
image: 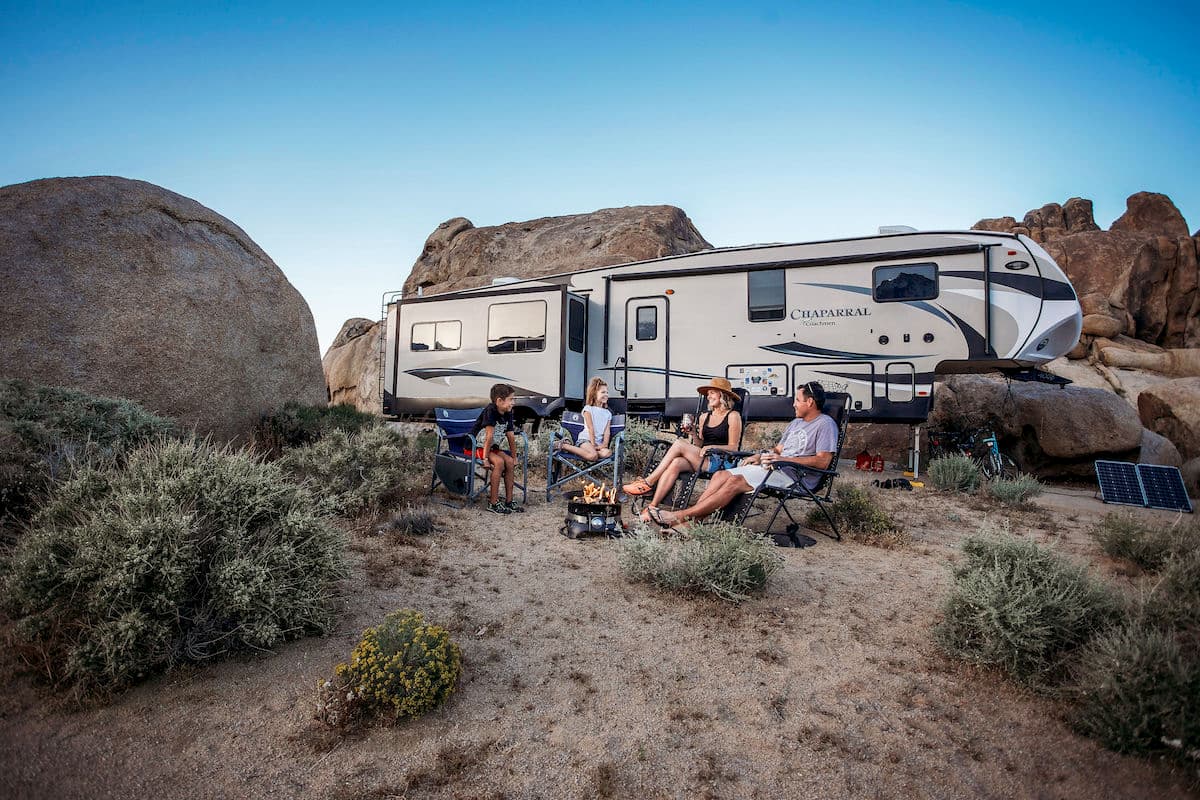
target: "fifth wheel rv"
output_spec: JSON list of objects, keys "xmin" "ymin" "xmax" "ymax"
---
[{"xmin": 381, "ymin": 230, "xmax": 1083, "ymax": 424}]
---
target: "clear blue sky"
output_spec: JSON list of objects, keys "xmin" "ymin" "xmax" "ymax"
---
[{"xmin": 3, "ymin": 1, "xmax": 1197, "ymax": 352}]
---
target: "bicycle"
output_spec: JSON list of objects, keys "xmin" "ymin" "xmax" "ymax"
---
[{"xmin": 927, "ymin": 426, "xmax": 1017, "ymax": 480}]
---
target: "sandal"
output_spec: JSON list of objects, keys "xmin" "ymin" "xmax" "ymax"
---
[
  {"xmin": 646, "ymin": 506, "xmax": 672, "ymax": 529},
  {"xmin": 622, "ymin": 478, "xmax": 655, "ymax": 496},
  {"xmin": 639, "ymin": 505, "xmax": 658, "ymax": 523}
]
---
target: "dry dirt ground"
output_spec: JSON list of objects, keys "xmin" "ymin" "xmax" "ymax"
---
[{"xmin": 2, "ymin": 465, "xmax": 1197, "ymax": 800}]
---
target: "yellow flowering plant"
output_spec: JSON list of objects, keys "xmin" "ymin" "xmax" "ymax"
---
[{"xmin": 328, "ymin": 610, "xmax": 462, "ymax": 722}]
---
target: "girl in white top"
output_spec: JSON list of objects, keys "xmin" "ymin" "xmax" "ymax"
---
[{"xmin": 556, "ymin": 377, "xmax": 613, "ymax": 461}]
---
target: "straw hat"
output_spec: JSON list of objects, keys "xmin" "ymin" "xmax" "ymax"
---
[{"xmin": 696, "ymin": 376, "xmax": 739, "ymax": 401}]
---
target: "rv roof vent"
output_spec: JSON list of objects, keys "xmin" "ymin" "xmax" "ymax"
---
[
  {"xmin": 491, "ymin": 277, "xmax": 521, "ymax": 286},
  {"xmin": 878, "ymin": 225, "xmax": 918, "ymax": 234}
]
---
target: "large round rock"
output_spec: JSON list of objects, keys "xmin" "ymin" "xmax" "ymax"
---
[{"xmin": 0, "ymin": 176, "xmax": 327, "ymax": 441}]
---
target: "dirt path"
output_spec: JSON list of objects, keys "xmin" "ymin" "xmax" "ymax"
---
[{"xmin": 2, "ymin": 472, "xmax": 1195, "ymax": 799}]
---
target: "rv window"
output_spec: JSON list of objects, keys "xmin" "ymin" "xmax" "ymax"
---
[
  {"xmin": 434, "ymin": 321, "xmax": 461, "ymax": 350},
  {"xmin": 487, "ymin": 300, "xmax": 547, "ymax": 354},
  {"xmin": 568, "ymin": 298, "xmax": 586, "ymax": 353},
  {"xmin": 873, "ymin": 263, "xmax": 938, "ymax": 302},
  {"xmin": 635, "ymin": 306, "xmax": 657, "ymax": 340},
  {"xmin": 411, "ymin": 321, "xmax": 461, "ymax": 351},
  {"xmin": 748, "ymin": 269, "xmax": 785, "ymax": 321}
]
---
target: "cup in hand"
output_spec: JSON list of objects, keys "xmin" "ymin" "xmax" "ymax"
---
[{"xmin": 681, "ymin": 413, "xmax": 695, "ymax": 433}]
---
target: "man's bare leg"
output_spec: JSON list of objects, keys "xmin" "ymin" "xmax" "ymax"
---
[{"xmin": 657, "ymin": 471, "xmax": 752, "ymax": 524}]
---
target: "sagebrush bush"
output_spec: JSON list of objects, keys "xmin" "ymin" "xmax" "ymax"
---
[
  {"xmin": 934, "ymin": 532, "xmax": 1119, "ymax": 686},
  {"xmin": 809, "ymin": 484, "xmax": 907, "ymax": 547},
  {"xmin": 619, "ymin": 417, "xmax": 665, "ymax": 479},
  {"xmin": 322, "ymin": 610, "xmax": 462, "ymax": 723},
  {"xmin": 379, "ymin": 505, "xmax": 438, "ymax": 538},
  {"xmin": 280, "ymin": 425, "xmax": 421, "ymax": 516},
  {"xmin": 986, "ymin": 473, "xmax": 1044, "ymax": 506},
  {"xmin": 1092, "ymin": 513, "xmax": 1197, "ymax": 572},
  {"xmin": 0, "ymin": 379, "xmax": 175, "ymax": 526},
  {"xmin": 253, "ymin": 401, "xmax": 379, "ymax": 457},
  {"xmin": 928, "ymin": 454, "xmax": 980, "ymax": 492},
  {"xmin": 618, "ymin": 521, "xmax": 784, "ymax": 602},
  {"xmin": 2, "ymin": 438, "xmax": 346, "ymax": 698},
  {"xmin": 1137, "ymin": 550, "xmax": 1200, "ymax": 632},
  {"xmin": 1071, "ymin": 624, "xmax": 1200, "ymax": 762}
]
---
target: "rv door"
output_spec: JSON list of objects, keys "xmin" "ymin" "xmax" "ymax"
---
[{"xmin": 624, "ymin": 297, "xmax": 668, "ymax": 400}]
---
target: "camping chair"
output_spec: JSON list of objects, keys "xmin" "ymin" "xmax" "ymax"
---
[
  {"xmin": 546, "ymin": 411, "xmax": 626, "ymax": 500},
  {"xmin": 430, "ymin": 407, "xmax": 528, "ymax": 507},
  {"xmin": 627, "ymin": 388, "xmax": 750, "ymax": 514},
  {"xmin": 721, "ymin": 392, "xmax": 851, "ymax": 545},
  {"xmin": 673, "ymin": 388, "xmax": 751, "ymax": 509}
]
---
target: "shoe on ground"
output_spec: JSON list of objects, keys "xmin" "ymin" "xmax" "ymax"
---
[
  {"xmin": 488, "ymin": 501, "xmax": 512, "ymax": 514},
  {"xmin": 506, "ymin": 500, "xmax": 525, "ymax": 513},
  {"xmin": 622, "ymin": 478, "xmax": 653, "ymax": 496}
]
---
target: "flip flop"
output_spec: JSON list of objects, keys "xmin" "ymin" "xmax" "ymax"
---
[
  {"xmin": 646, "ymin": 506, "xmax": 672, "ymax": 529},
  {"xmin": 622, "ymin": 478, "xmax": 655, "ymax": 496},
  {"xmin": 639, "ymin": 505, "xmax": 659, "ymax": 523}
]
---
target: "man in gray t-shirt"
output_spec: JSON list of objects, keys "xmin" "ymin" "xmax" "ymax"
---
[{"xmin": 652, "ymin": 382, "xmax": 838, "ymax": 527}]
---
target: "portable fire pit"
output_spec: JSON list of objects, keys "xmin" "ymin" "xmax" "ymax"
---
[{"xmin": 561, "ymin": 483, "xmax": 624, "ymax": 539}]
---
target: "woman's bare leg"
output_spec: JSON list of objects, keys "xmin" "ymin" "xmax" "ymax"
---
[
  {"xmin": 645, "ymin": 440, "xmax": 700, "ymax": 484},
  {"xmin": 650, "ymin": 457, "xmax": 692, "ymax": 508}
]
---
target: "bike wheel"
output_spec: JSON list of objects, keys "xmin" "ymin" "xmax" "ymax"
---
[{"xmin": 996, "ymin": 454, "xmax": 1018, "ymax": 480}]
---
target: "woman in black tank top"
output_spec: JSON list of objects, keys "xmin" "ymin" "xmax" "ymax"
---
[{"xmin": 622, "ymin": 378, "xmax": 743, "ymax": 519}]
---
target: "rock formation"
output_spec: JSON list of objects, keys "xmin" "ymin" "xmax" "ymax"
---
[
  {"xmin": 927, "ymin": 374, "xmax": 1174, "ymax": 478},
  {"xmin": 0, "ymin": 176, "xmax": 327, "ymax": 442},
  {"xmin": 403, "ymin": 205, "xmax": 712, "ymax": 297},
  {"xmin": 974, "ymin": 191, "xmax": 1199, "ymax": 350},
  {"xmin": 1138, "ymin": 378, "xmax": 1200, "ymax": 461},
  {"xmin": 322, "ymin": 318, "xmax": 382, "ymax": 413}
]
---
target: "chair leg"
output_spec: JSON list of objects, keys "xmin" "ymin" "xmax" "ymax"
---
[
  {"xmin": 677, "ymin": 473, "xmax": 697, "ymax": 509},
  {"xmin": 813, "ymin": 499, "xmax": 841, "ymax": 541}
]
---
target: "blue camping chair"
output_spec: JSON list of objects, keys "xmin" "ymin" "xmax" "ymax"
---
[
  {"xmin": 431, "ymin": 407, "xmax": 528, "ymax": 507},
  {"xmin": 546, "ymin": 411, "xmax": 626, "ymax": 500}
]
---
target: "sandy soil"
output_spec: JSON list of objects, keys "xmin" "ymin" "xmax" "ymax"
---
[{"xmin": 2, "ymin": 466, "xmax": 1196, "ymax": 800}]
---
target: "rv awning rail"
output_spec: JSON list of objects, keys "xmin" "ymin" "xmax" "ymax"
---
[{"xmin": 607, "ymin": 243, "xmax": 988, "ymax": 282}]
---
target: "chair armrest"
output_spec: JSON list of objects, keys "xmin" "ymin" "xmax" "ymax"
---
[{"xmin": 769, "ymin": 462, "xmax": 838, "ymax": 480}]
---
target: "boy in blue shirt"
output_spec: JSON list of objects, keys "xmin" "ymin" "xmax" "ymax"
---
[{"xmin": 471, "ymin": 383, "xmax": 523, "ymax": 514}]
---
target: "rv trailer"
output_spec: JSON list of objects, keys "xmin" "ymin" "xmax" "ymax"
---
[{"xmin": 382, "ymin": 230, "xmax": 1082, "ymax": 424}]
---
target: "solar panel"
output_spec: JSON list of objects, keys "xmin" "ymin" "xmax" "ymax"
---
[
  {"xmin": 1095, "ymin": 460, "xmax": 1195, "ymax": 513},
  {"xmin": 1137, "ymin": 464, "xmax": 1194, "ymax": 513},
  {"xmin": 1095, "ymin": 461, "xmax": 1144, "ymax": 507}
]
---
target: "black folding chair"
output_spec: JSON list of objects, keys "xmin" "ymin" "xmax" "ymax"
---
[
  {"xmin": 674, "ymin": 388, "xmax": 751, "ymax": 508},
  {"xmin": 430, "ymin": 407, "xmax": 528, "ymax": 507},
  {"xmin": 722, "ymin": 392, "xmax": 851, "ymax": 544},
  {"xmin": 546, "ymin": 411, "xmax": 626, "ymax": 500}
]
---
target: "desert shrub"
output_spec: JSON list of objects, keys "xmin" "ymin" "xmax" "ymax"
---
[
  {"xmin": 2, "ymin": 438, "xmax": 346, "ymax": 698},
  {"xmin": 1071, "ymin": 624, "xmax": 1200, "ymax": 762},
  {"xmin": 253, "ymin": 401, "xmax": 379, "ymax": 457},
  {"xmin": 1136, "ymin": 550, "xmax": 1200, "ymax": 633},
  {"xmin": 928, "ymin": 454, "xmax": 980, "ymax": 492},
  {"xmin": 985, "ymin": 473, "xmax": 1044, "ymax": 506},
  {"xmin": 0, "ymin": 379, "xmax": 175, "ymax": 526},
  {"xmin": 319, "ymin": 610, "xmax": 462, "ymax": 724},
  {"xmin": 809, "ymin": 484, "xmax": 907, "ymax": 547},
  {"xmin": 618, "ymin": 521, "xmax": 784, "ymax": 602},
  {"xmin": 280, "ymin": 425, "xmax": 421, "ymax": 516},
  {"xmin": 379, "ymin": 505, "xmax": 438, "ymax": 538},
  {"xmin": 619, "ymin": 417, "xmax": 665, "ymax": 479},
  {"xmin": 1092, "ymin": 513, "xmax": 1198, "ymax": 572},
  {"xmin": 934, "ymin": 532, "xmax": 1120, "ymax": 686}
]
